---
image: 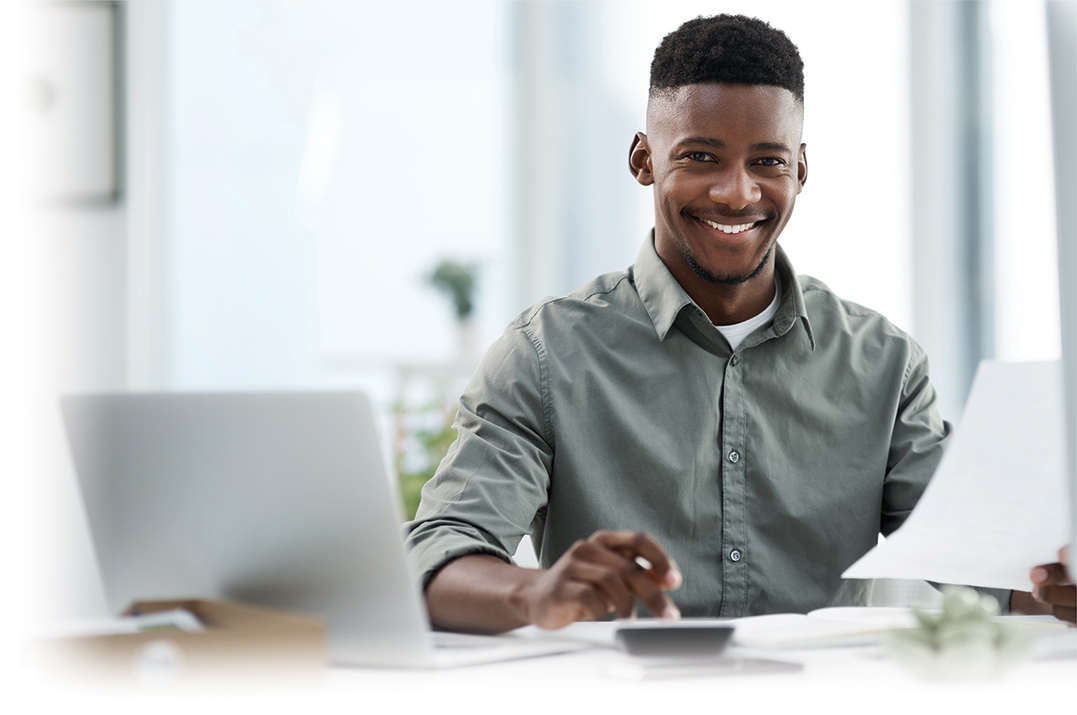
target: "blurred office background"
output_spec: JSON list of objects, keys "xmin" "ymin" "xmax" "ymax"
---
[{"xmin": 6, "ymin": 0, "xmax": 1066, "ymax": 624}]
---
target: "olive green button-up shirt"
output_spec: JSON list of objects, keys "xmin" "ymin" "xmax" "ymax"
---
[{"xmin": 405, "ymin": 235, "xmax": 1004, "ymax": 616}]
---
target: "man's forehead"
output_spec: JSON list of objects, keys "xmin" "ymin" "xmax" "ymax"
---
[{"xmin": 646, "ymin": 82, "xmax": 803, "ymax": 133}]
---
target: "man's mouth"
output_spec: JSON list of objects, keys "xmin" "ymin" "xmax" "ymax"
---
[{"xmin": 696, "ymin": 217, "xmax": 761, "ymax": 234}]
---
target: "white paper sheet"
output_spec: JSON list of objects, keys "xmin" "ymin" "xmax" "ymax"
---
[{"xmin": 843, "ymin": 360, "xmax": 1071, "ymax": 592}]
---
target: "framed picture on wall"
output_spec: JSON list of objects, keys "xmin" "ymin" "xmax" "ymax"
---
[{"xmin": 25, "ymin": 1, "xmax": 120, "ymax": 204}]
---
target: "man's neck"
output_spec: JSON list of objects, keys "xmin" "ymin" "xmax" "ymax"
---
[{"xmin": 671, "ymin": 261, "xmax": 778, "ymax": 326}]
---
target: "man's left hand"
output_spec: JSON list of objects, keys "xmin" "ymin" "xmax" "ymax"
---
[{"xmin": 1013, "ymin": 546, "xmax": 1075, "ymax": 624}]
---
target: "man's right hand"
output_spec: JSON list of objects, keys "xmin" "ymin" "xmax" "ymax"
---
[
  {"xmin": 517, "ymin": 530, "xmax": 682, "ymax": 629},
  {"xmin": 424, "ymin": 530, "xmax": 683, "ymax": 634}
]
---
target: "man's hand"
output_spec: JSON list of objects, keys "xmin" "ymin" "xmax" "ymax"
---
[
  {"xmin": 424, "ymin": 530, "xmax": 682, "ymax": 634},
  {"xmin": 1012, "ymin": 546, "xmax": 1075, "ymax": 624},
  {"xmin": 1029, "ymin": 546, "xmax": 1075, "ymax": 624},
  {"xmin": 517, "ymin": 530, "xmax": 682, "ymax": 630}
]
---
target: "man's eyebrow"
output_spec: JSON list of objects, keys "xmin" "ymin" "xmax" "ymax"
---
[
  {"xmin": 676, "ymin": 136, "xmax": 726, "ymax": 150},
  {"xmin": 675, "ymin": 137, "xmax": 793, "ymax": 153},
  {"xmin": 748, "ymin": 142, "xmax": 793, "ymax": 153}
]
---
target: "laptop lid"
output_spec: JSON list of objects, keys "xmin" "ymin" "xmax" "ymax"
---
[{"xmin": 60, "ymin": 391, "xmax": 435, "ymax": 667}]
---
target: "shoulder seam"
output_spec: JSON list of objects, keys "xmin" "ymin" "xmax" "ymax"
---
[
  {"xmin": 518, "ymin": 274, "xmax": 632, "ymax": 330},
  {"xmin": 900, "ymin": 343, "xmax": 921, "ymax": 394},
  {"xmin": 519, "ymin": 323, "xmax": 555, "ymax": 451},
  {"xmin": 801, "ymin": 281, "xmax": 884, "ymax": 320}
]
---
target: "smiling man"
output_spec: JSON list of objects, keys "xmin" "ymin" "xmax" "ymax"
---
[
  {"xmin": 636, "ymin": 80, "xmax": 805, "ymax": 326},
  {"xmin": 404, "ymin": 14, "xmax": 1074, "ymax": 632}
]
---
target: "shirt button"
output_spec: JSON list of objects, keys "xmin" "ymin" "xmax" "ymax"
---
[
  {"xmin": 728, "ymin": 450, "xmax": 740, "ymax": 463},
  {"xmin": 730, "ymin": 549, "xmax": 742, "ymax": 562},
  {"xmin": 731, "ymin": 355, "xmax": 739, "ymax": 366}
]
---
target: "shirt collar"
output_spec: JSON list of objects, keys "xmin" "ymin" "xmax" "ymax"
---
[
  {"xmin": 769, "ymin": 244, "xmax": 816, "ymax": 351},
  {"xmin": 632, "ymin": 230, "xmax": 816, "ymax": 350}
]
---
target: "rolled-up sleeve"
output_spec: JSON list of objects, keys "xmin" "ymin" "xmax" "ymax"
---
[
  {"xmin": 403, "ymin": 322, "xmax": 554, "ymax": 588},
  {"xmin": 882, "ymin": 341, "xmax": 951, "ymax": 537}
]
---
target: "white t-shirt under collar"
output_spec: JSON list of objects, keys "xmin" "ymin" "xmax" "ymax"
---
[{"xmin": 713, "ymin": 277, "xmax": 782, "ymax": 352}]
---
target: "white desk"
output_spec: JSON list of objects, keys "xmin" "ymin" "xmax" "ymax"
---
[
  {"xmin": 320, "ymin": 623, "xmax": 1076, "ymax": 713},
  {"xmin": 16, "ymin": 618, "xmax": 1076, "ymax": 713}
]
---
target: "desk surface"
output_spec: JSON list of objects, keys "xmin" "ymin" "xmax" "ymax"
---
[
  {"xmin": 18, "ymin": 617, "xmax": 1077, "ymax": 713},
  {"xmin": 324, "ymin": 624, "xmax": 1076, "ymax": 711}
]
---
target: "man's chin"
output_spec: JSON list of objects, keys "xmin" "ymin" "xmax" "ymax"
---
[{"xmin": 684, "ymin": 245, "xmax": 774, "ymax": 286}]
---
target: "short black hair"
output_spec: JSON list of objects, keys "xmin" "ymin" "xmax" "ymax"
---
[{"xmin": 649, "ymin": 14, "xmax": 804, "ymax": 105}]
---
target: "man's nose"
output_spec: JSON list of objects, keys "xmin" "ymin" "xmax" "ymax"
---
[{"xmin": 708, "ymin": 167, "xmax": 761, "ymax": 210}]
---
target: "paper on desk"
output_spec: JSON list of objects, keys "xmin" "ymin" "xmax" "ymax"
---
[
  {"xmin": 730, "ymin": 613, "xmax": 892, "ymax": 649},
  {"xmin": 843, "ymin": 360, "xmax": 1071, "ymax": 592}
]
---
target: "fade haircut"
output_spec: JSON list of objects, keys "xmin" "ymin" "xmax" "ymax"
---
[{"xmin": 649, "ymin": 14, "xmax": 804, "ymax": 107}]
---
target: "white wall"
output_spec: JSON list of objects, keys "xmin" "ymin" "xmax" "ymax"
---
[
  {"xmin": 167, "ymin": 0, "xmax": 513, "ymax": 399},
  {"xmin": 28, "ymin": 209, "xmax": 125, "ymax": 623},
  {"xmin": 22, "ymin": 1, "xmax": 169, "ymax": 624},
  {"xmin": 1, "ymin": 0, "xmax": 32, "ymax": 662}
]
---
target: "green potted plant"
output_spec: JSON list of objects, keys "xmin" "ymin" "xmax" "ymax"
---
[{"xmin": 429, "ymin": 259, "xmax": 479, "ymax": 361}]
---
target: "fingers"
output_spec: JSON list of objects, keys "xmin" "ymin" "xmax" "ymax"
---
[
  {"xmin": 569, "ymin": 538, "xmax": 677, "ymax": 619},
  {"xmin": 590, "ymin": 530, "xmax": 683, "ymax": 591},
  {"xmin": 1032, "ymin": 584, "xmax": 1077, "ymax": 609},
  {"xmin": 567, "ymin": 559, "xmax": 637, "ymax": 619},
  {"xmin": 1031, "ymin": 561, "xmax": 1074, "ymax": 586},
  {"xmin": 1029, "ymin": 559, "xmax": 1077, "ymax": 625},
  {"xmin": 563, "ymin": 579, "xmax": 617, "ymax": 623},
  {"xmin": 576, "ymin": 541, "xmax": 678, "ymax": 619},
  {"xmin": 529, "ymin": 530, "xmax": 683, "ymax": 628},
  {"xmin": 621, "ymin": 558, "xmax": 680, "ymax": 619}
]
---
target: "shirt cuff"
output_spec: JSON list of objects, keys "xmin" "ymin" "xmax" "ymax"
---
[
  {"xmin": 974, "ymin": 586, "xmax": 1014, "ymax": 614},
  {"xmin": 929, "ymin": 581, "xmax": 1013, "ymax": 614},
  {"xmin": 405, "ymin": 522, "xmax": 514, "ymax": 589}
]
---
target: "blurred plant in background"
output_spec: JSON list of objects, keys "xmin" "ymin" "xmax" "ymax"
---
[
  {"xmin": 429, "ymin": 259, "xmax": 478, "ymax": 321},
  {"xmin": 394, "ymin": 388, "xmax": 458, "ymax": 521}
]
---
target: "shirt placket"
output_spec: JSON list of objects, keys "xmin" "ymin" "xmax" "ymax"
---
[{"xmin": 718, "ymin": 351, "xmax": 748, "ymax": 617}]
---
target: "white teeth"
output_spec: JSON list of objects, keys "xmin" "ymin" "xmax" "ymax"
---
[{"xmin": 703, "ymin": 219, "xmax": 756, "ymax": 234}]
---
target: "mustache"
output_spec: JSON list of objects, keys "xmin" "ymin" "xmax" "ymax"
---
[{"xmin": 681, "ymin": 207, "xmax": 770, "ymax": 222}]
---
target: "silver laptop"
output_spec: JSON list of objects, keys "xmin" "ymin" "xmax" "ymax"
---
[{"xmin": 60, "ymin": 391, "xmax": 581, "ymax": 668}]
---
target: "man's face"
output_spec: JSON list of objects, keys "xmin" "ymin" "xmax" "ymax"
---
[{"xmin": 631, "ymin": 83, "xmax": 807, "ymax": 287}]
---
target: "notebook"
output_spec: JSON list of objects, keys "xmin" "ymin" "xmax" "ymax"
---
[{"xmin": 60, "ymin": 391, "xmax": 582, "ymax": 668}]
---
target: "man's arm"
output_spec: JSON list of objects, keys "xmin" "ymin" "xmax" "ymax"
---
[{"xmin": 425, "ymin": 530, "xmax": 682, "ymax": 633}]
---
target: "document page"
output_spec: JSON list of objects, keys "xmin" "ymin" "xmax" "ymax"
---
[{"xmin": 844, "ymin": 360, "xmax": 1071, "ymax": 591}]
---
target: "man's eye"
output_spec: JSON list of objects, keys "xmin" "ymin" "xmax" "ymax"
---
[
  {"xmin": 757, "ymin": 157, "xmax": 785, "ymax": 167},
  {"xmin": 686, "ymin": 152, "xmax": 710, "ymax": 162}
]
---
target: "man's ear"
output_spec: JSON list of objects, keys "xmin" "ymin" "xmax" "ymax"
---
[
  {"xmin": 629, "ymin": 132, "xmax": 654, "ymax": 186},
  {"xmin": 797, "ymin": 143, "xmax": 808, "ymax": 193}
]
